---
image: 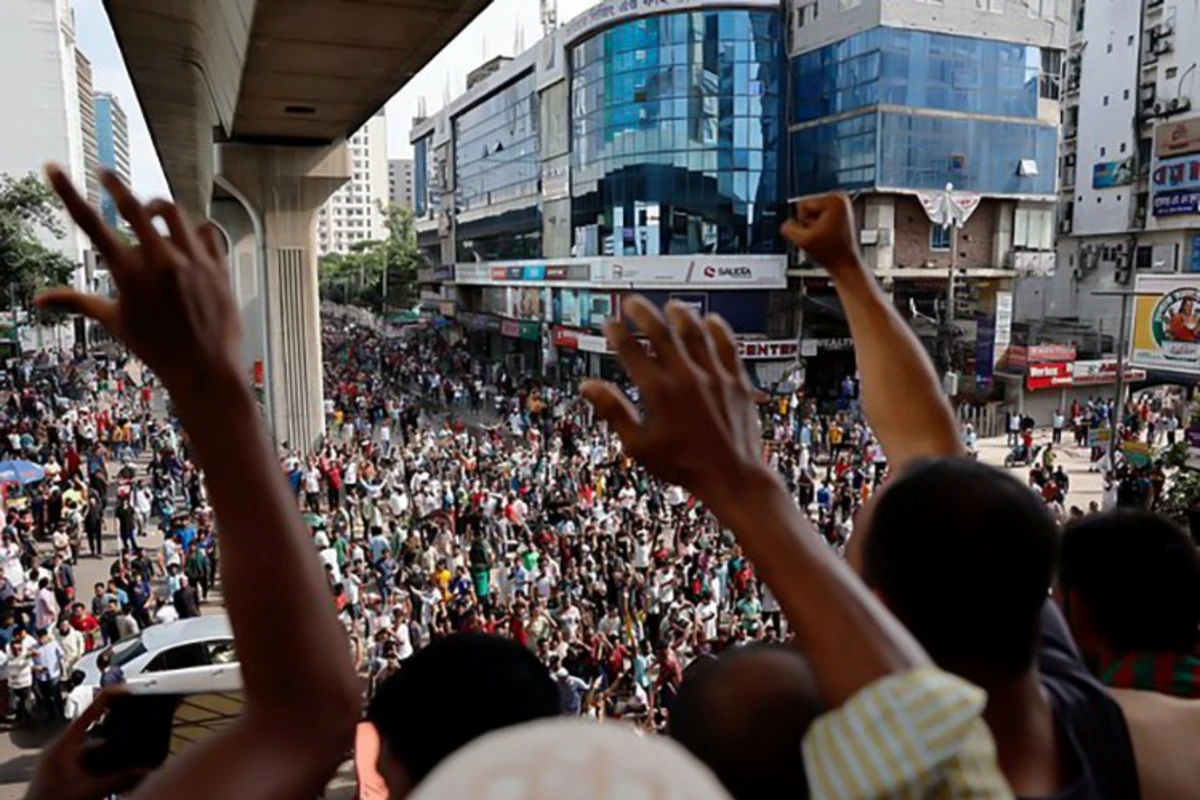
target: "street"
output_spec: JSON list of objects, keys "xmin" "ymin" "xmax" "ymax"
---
[{"xmin": 0, "ymin": 430, "xmax": 1101, "ymax": 799}]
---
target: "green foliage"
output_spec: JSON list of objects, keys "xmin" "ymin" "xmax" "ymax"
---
[
  {"xmin": 318, "ymin": 202, "xmax": 425, "ymax": 312},
  {"xmin": 0, "ymin": 174, "xmax": 79, "ymax": 315},
  {"xmin": 1159, "ymin": 468, "xmax": 1200, "ymax": 526}
]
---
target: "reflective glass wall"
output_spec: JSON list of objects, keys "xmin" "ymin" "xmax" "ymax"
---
[
  {"xmin": 570, "ymin": 9, "xmax": 786, "ymax": 256},
  {"xmin": 789, "ymin": 28, "xmax": 1061, "ymax": 197},
  {"xmin": 454, "ymin": 72, "xmax": 541, "ymax": 213},
  {"xmin": 413, "ymin": 136, "xmax": 430, "ymax": 220}
]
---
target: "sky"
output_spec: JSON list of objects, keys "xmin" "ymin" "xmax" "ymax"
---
[{"xmin": 73, "ymin": 0, "xmax": 597, "ymax": 200}]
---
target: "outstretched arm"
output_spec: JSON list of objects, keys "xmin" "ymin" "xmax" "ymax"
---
[
  {"xmin": 783, "ymin": 193, "xmax": 962, "ymax": 470},
  {"xmin": 33, "ymin": 167, "xmax": 360, "ymax": 800},
  {"xmin": 582, "ymin": 296, "xmax": 929, "ymax": 706}
]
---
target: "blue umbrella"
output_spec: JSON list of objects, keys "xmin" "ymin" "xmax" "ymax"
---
[{"xmin": 0, "ymin": 460, "xmax": 45, "ymax": 485}]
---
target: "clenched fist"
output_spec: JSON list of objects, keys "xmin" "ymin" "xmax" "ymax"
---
[{"xmin": 781, "ymin": 192, "xmax": 862, "ymax": 274}]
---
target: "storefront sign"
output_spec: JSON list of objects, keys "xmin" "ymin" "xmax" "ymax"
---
[
  {"xmin": 1156, "ymin": 118, "xmax": 1200, "ymax": 159},
  {"xmin": 801, "ymin": 338, "xmax": 854, "ymax": 353},
  {"xmin": 490, "ymin": 267, "xmax": 508, "ymax": 281},
  {"xmin": 668, "ymin": 292, "xmax": 709, "ymax": 317},
  {"xmin": 1026, "ymin": 362, "xmax": 1073, "ymax": 391},
  {"xmin": 500, "ymin": 320, "xmax": 520, "ymax": 338},
  {"xmin": 1153, "ymin": 189, "xmax": 1200, "ymax": 218},
  {"xmin": 455, "ymin": 260, "xmax": 595, "ymax": 285},
  {"xmin": 1192, "ymin": 234, "xmax": 1200, "ymax": 273},
  {"xmin": 518, "ymin": 321, "xmax": 541, "ymax": 341},
  {"xmin": 993, "ymin": 291, "xmax": 1013, "ymax": 367},
  {"xmin": 1007, "ymin": 343, "xmax": 1076, "ymax": 370},
  {"xmin": 738, "ymin": 340, "xmax": 800, "ymax": 360},
  {"xmin": 593, "ymin": 255, "xmax": 786, "ymax": 289},
  {"xmin": 1129, "ymin": 275, "xmax": 1200, "ymax": 376},
  {"xmin": 552, "ymin": 326, "xmax": 579, "ymax": 349},
  {"xmin": 1070, "ymin": 360, "xmax": 1148, "ymax": 386},
  {"xmin": 1151, "ymin": 154, "xmax": 1200, "ymax": 218}
]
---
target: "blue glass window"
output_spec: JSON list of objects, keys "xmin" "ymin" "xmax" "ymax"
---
[
  {"xmin": 791, "ymin": 28, "xmax": 1042, "ymax": 124},
  {"xmin": 570, "ymin": 9, "xmax": 786, "ymax": 256},
  {"xmin": 454, "ymin": 71, "xmax": 541, "ymax": 212}
]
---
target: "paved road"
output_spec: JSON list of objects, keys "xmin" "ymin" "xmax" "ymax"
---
[{"xmin": 0, "ymin": 430, "xmax": 1100, "ymax": 799}]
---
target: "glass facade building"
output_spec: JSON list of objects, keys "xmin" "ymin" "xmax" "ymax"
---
[
  {"xmin": 413, "ymin": 136, "xmax": 430, "ymax": 220},
  {"xmin": 790, "ymin": 28, "xmax": 1061, "ymax": 196},
  {"xmin": 569, "ymin": 9, "xmax": 786, "ymax": 257}
]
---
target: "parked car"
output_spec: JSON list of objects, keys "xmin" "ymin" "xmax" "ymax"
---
[{"xmin": 74, "ymin": 616, "xmax": 240, "ymax": 693}]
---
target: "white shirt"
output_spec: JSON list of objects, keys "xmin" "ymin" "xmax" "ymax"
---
[
  {"xmin": 64, "ymin": 683, "xmax": 95, "ymax": 720},
  {"xmin": 154, "ymin": 604, "xmax": 180, "ymax": 625}
]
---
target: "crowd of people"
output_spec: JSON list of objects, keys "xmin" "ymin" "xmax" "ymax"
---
[{"xmin": 2, "ymin": 168, "xmax": 1198, "ymax": 800}]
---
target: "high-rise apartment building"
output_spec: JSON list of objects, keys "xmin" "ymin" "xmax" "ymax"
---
[
  {"xmin": 0, "ymin": 0, "xmax": 89, "ymax": 269},
  {"xmin": 75, "ymin": 47, "xmax": 101, "ymax": 213},
  {"xmin": 94, "ymin": 92, "xmax": 132, "ymax": 229},
  {"xmin": 317, "ymin": 110, "xmax": 390, "ymax": 255},
  {"xmin": 389, "ymin": 159, "xmax": 414, "ymax": 209},
  {"xmin": 1019, "ymin": 0, "xmax": 1200, "ymax": 344}
]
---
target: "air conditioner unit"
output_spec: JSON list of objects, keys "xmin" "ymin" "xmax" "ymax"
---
[
  {"xmin": 1168, "ymin": 97, "xmax": 1193, "ymax": 114},
  {"xmin": 1155, "ymin": 38, "xmax": 1174, "ymax": 55},
  {"xmin": 860, "ymin": 229, "xmax": 880, "ymax": 246}
]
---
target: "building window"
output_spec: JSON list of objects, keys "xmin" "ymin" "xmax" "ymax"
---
[
  {"xmin": 976, "ymin": 0, "xmax": 1003, "ymax": 12},
  {"xmin": 1123, "ymin": 89, "xmax": 1130, "ymax": 100},
  {"xmin": 1106, "ymin": 43, "xmax": 1113, "ymax": 53},
  {"xmin": 930, "ymin": 224, "xmax": 952, "ymax": 251},
  {"xmin": 1014, "ymin": 206, "xmax": 1054, "ymax": 250},
  {"xmin": 1103, "ymin": 95, "xmax": 1109, "ymax": 106},
  {"xmin": 1040, "ymin": 50, "xmax": 1063, "ymax": 100},
  {"xmin": 838, "ymin": 0, "xmax": 863, "ymax": 10},
  {"xmin": 1075, "ymin": 1, "xmax": 1085, "ymax": 32},
  {"xmin": 1100, "ymin": 146, "xmax": 1106, "ymax": 156},
  {"xmin": 1128, "ymin": 35, "xmax": 1134, "ymax": 46},
  {"xmin": 1120, "ymin": 142, "xmax": 1127, "ymax": 153},
  {"xmin": 797, "ymin": 1, "xmax": 818, "ymax": 26}
]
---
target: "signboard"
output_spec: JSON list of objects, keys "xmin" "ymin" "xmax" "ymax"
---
[
  {"xmin": 1087, "ymin": 427, "xmax": 1112, "ymax": 448},
  {"xmin": 1151, "ymin": 154, "xmax": 1200, "ymax": 217},
  {"xmin": 593, "ymin": 255, "xmax": 786, "ymax": 289},
  {"xmin": 1070, "ymin": 360, "xmax": 1147, "ymax": 386},
  {"xmin": 542, "ymin": 163, "xmax": 570, "ymax": 201},
  {"xmin": 1155, "ymin": 117, "xmax": 1200, "ymax": 159},
  {"xmin": 500, "ymin": 320, "xmax": 520, "ymax": 338},
  {"xmin": 993, "ymin": 291, "xmax": 1013, "ymax": 367},
  {"xmin": 1026, "ymin": 362, "xmax": 1073, "ymax": 391},
  {"xmin": 563, "ymin": 0, "xmax": 778, "ymax": 44},
  {"xmin": 668, "ymin": 292, "xmax": 709, "ymax": 317},
  {"xmin": 801, "ymin": 338, "xmax": 855, "ymax": 353},
  {"xmin": 1192, "ymin": 234, "xmax": 1200, "ymax": 273},
  {"xmin": 975, "ymin": 309, "xmax": 996, "ymax": 385},
  {"xmin": 455, "ymin": 260, "xmax": 595, "ymax": 285},
  {"xmin": 738, "ymin": 340, "xmax": 800, "ymax": 361},
  {"xmin": 1120, "ymin": 440, "xmax": 1153, "ymax": 468},
  {"xmin": 1130, "ymin": 275, "xmax": 1200, "ymax": 376},
  {"xmin": 1093, "ymin": 158, "xmax": 1135, "ymax": 188},
  {"xmin": 1007, "ymin": 343, "xmax": 1077, "ymax": 370},
  {"xmin": 1153, "ymin": 190, "xmax": 1200, "ymax": 218}
]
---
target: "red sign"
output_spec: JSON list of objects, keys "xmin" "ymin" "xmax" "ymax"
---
[
  {"xmin": 252, "ymin": 360, "xmax": 264, "ymax": 389},
  {"xmin": 552, "ymin": 326, "xmax": 579, "ymax": 349},
  {"xmin": 1008, "ymin": 343, "xmax": 1076, "ymax": 370},
  {"xmin": 1070, "ymin": 360, "xmax": 1148, "ymax": 386},
  {"xmin": 490, "ymin": 267, "xmax": 508, "ymax": 281},
  {"xmin": 500, "ymin": 320, "xmax": 520, "ymax": 338},
  {"xmin": 1026, "ymin": 362, "xmax": 1074, "ymax": 391}
]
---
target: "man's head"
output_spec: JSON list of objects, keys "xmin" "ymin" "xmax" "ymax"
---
[
  {"xmin": 850, "ymin": 458, "xmax": 1057, "ymax": 679},
  {"xmin": 1059, "ymin": 509, "xmax": 1200, "ymax": 665},
  {"xmin": 670, "ymin": 645, "xmax": 824, "ymax": 799},
  {"xmin": 366, "ymin": 633, "xmax": 558, "ymax": 798}
]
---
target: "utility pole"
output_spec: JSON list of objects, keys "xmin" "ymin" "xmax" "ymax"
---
[{"xmin": 1092, "ymin": 289, "xmax": 1161, "ymax": 467}]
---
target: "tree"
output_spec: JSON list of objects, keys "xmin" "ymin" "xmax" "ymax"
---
[
  {"xmin": 317, "ymin": 202, "xmax": 425, "ymax": 312},
  {"xmin": 0, "ymin": 174, "xmax": 79, "ymax": 318}
]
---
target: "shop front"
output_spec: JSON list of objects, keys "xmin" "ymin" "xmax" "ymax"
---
[{"xmin": 1000, "ymin": 344, "xmax": 1148, "ymax": 424}]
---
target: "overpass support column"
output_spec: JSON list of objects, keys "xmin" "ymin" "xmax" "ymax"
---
[{"xmin": 215, "ymin": 142, "xmax": 350, "ymax": 451}]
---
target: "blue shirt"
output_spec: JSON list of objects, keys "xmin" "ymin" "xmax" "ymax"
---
[
  {"xmin": 33, "ymin": 639, "xmax": 64, "ymax": 681},
  {"xmin": 178, "ymin": 526, "xmax": 196, "ymax": 553}
]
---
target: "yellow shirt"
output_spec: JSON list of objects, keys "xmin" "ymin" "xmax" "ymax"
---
[{"xmin": 803, "ymin": 668, "xmax": 1012, "ymax": 800}]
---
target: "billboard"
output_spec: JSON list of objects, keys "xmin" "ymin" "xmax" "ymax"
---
[
  {"xmin": 592, "ymin": 255, "xmax": 787, "ymax": 289},
  {"xmin": 1026, "ymin": 362, "xmax": 1073, "ymax": 391},
  {"xmin": 1129, "ymin": 275, "xmax": 1200, "ymax": 376},
  {"xmin": 1151, "ymin": 153, "xmax": 1200, "ymax": 217},
  {"xmin": 1093, "ymin": 158, "xmax": 1135, "ymax": 188},
  {"xmin": 1156, "ymin": 118, "xmax": 1200, "ymax": 160}
]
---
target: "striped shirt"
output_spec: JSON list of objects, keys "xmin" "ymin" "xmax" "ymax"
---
[{"xmin": 802, "ymin": 668, "xmax": 1012, "ymax": 800}]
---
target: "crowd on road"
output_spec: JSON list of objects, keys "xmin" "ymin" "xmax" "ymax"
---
[{"xmin": 5, "ymin": 170, "xmax": 1200, "ymax": 800}]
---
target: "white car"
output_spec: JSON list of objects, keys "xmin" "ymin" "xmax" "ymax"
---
[{"xmin": 75, "ymin": 616, "xmax": 241, "ymax": 693}]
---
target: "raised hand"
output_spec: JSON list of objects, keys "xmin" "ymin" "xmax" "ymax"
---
[
  {"xmin": 38, "ymin": 166, "xmax": 242, "ymax": 398},
  {"xmin": 580, "ymin": 296, "xmax": 775, "ymax": 521},
  {"xmin": 781, "ymin": 192, "xmax": 862, "ymax": 273},
  {"xmin": 26, "ymin": 689, "xmax": 148, "ymax": 800}
]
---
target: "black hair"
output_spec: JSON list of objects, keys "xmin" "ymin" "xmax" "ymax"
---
[
  {"xmin": 366, "ymin": 633, "xmax": 558, "ymax": 787},
  {"xmin": 862, "ymin": 458, "xmax": 1057, "ymax": 677},
  {"xmin": 1060, "ymin": 509, "xmax": 1200, "ymax": 654},
  {"xmin": 669, "ymin": 645, "xmax": 822, "ymax": 800}
]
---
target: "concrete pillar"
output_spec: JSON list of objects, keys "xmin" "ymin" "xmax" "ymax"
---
[
  {"xmin": 862, "ymin": 195, "xmax": 896, "ymax": 275},
  {"xmin": 215, "ymin": 142, "xmax": 350, "ymax": 451},
  {"xmin": 210, "ymin": 197, "xmax": 267, "ymax": 385}
]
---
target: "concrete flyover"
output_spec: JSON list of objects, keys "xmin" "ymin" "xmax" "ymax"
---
[{"xmin": 103, "ymin": 0, "xmax": 491, "ymax": 448}]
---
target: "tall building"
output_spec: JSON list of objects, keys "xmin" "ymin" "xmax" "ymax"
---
[
  {"xmin": 388, "ymin": 158, "xmax": 414, "ymax": 209},
  {"xmin": 1019, "ymin": 0, "xmax": 1200, "ymax": 350},
  {"xmin": 316, "ymin": 110, "xmax": 389, "ymax": 255},
  {"xmin": 0, "ymin": 0, "xmax": 89, "ymax": 268},
  {"xmin": 75, "ymin": 48, "xmax": 101, "ymax": 214},
  {"xmin": 414, "ymin": 1, "xmax": 794, "ymax": 382},
  {"xmin": 94, "ymin": 92, "xmax": 131, "ymax": 229},
  {"xmin": 788, "ymin": 0, "xmax": 1067, "ymax": 396}
]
